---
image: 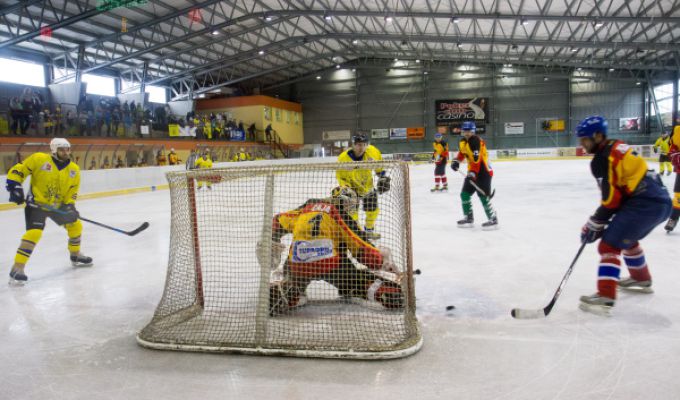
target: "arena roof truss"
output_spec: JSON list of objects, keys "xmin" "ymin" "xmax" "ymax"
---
[{"xmin": 1, "ymin": 0, "xmax": 679, "ymax": 100}]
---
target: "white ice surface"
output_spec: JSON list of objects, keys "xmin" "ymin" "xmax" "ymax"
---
[{"xmin": 1, "ymin": 159, "xmax": 679, "ymax": 400}]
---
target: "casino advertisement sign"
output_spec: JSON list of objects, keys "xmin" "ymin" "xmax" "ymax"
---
[{"xmin": 435, "ymin": 98, "xmax": 489, "ymax": 134}]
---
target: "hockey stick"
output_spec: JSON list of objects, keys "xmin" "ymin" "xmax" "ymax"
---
[
  {"xmin": 27, "ymin": 201, "xmax": 150, "ymax": 236},
  {"xmin": 511, "ymin": 241, "xmax": 587, "ymax": 319},
  {"xmin": 456, "ymin": 170, "xmax": 495, "ymax": 199}
]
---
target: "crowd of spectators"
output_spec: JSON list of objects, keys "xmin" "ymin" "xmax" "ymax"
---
[
  {"xmin": 5, "ymin": 88, "xmax": 269, "ymax": 144},
  {"xmin": 6, "ymin": 87, "xmax": 173, "ymax": 138},
  {"xmin": 177, "ymin": 111, "xmax": 260, "ymax": 142}
]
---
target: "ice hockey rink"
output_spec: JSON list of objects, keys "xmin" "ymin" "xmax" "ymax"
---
[{"xmin": 1, "ymin": 158, "xmax": 679, "ymax": 400}]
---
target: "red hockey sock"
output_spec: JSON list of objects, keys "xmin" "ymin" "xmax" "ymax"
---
[
  {"xmin": 597, "ymin": 241, "xmax": 621, "ymax": 299},
  {"xmin": 622, "ymin": 242, "xmax": 651, "ymax": 281}
]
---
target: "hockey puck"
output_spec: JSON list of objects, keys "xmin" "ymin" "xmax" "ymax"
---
[
  {"xmin": 414, "ymin": 269, "xmax": 421, "ymax": 275},
  {"xmin": 446, "ymin": 305, "xmax": 455, "ymax": 311}
]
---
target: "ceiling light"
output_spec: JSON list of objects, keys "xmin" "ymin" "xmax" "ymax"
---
[
  {"xmin": 415, "ymin": 59, "xmax": 420, "ymax": 63},
  {"xmin": 520, "ymin": 18, "xmax": 529, "ymax": 25},
  {"xmin": 609, "ymin": 67, "xmax": 615, "ymax": 72},
  {"xmin": 543, "ymin": 76, "xmax": 549, "ymax": 81},
  {"xmin": 336, "ymin": 64, "xmax": 341, "ymax": 69},
  {"xmin": 351, "ymin": 68, "xmax": 356, "ymax": 72},
  {"xmin": 503, "ymin": 63, "xmax": 512, "ymax": 67},
  {"xmin": 332, "ymin": 56, "xmax": 338, "ymax": 61},
  {"xmin": 264, "ymin": 14, "xmax": 272, "ymax": 22},
  {"xmin": 316, "ymin": 75, "xmax": 321, "ymax": 80},
  {"xmin": 423, "ymin": 71, "xmax": 428, "ymax": 75},
  {"xmin": 258, "ymin": 50, "xmax": 265, "ymax": 55},
  {"xmin": 352, "ymin": 39, "xmax": 358, "ymax": 44},
  {"xmin": 570, "ymin": 47, "xmax": 577, "ymax": 52},
  {"xmin": 394, "ymin": 58, "xmax": 399, "ymax": 62},
  {"xmin": 451, "ymin": 16, "xmax": 460, "ymax": 24},
  {"xmin": 211, "ymin": 30, "xmax": 219, "ymax": 35},
  {"xmin": 636, "ymin": 81, "xmax": 641, "ymax": 85},
  {"xmin": 384, "ymin": 16, "xmax": 393, "ymax": 23},
  {"xmin": 457, "ymin": 42, "xmax": 463, "ymax": 48},
  {"xmin": 576, "ymin": 67, "xmax": 583, "ymax": 71},
  {"xmin": 594, "ymin": 19, "xmax": 604, "ymax": 27},
  {"xmin": 324, "ymin": 13, "xmax": 332, "ymax": 21}
]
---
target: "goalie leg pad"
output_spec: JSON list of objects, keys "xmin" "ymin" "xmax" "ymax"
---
[
  {"xmin": 269, "ymin": 281, "xmax": 304, "ymax": 316},
  {"xmin": 367, "ymin": 279, "xmax": 404, "ymax": 309}
]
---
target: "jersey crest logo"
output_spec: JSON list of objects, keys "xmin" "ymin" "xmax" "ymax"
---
[
  {"xmin": 69, "ymin": 170, "xmax": 77, "ymax": 178},
  {"xmin": 310, "ymin": 203, "xmax": 332, "ymax": 213},
  {"xmin": 41, "ymin": 162, "xmax": 52, "ymax": 171},
  {"xmin": 291, "ymin": 239, "xmax": 334, "ymax": 262}
]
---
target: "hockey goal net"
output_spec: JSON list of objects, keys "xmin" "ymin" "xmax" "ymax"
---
[{"xmin": 137, "ymin": 160, "xmax": 422, "ymax": 359}]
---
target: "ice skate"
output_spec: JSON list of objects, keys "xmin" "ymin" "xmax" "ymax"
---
[
  {"xmin": 481, "ymin": 216, "xmax": 499, "ymax": 231},
  {"xmin": 579, "ymin": 293, "xmax": 614, "ymax": 315},
  {"xmin": 665, "ymin": 218, "xmax": 677, "ymax": 233},
  {"xmin": 365, "ymin": 228, "xmax": 381, "ymax": 240},
  {"xmin": 71, "ymin": 254, "xmax": 94, "ymax": 268},
  {"xmin": 430, "ymin": 185, "xmax": 441, "ymax": 192},
  {"xmin": 441, "ymin": 184, "xmax": 448, "ymax": 191},
  {"xmin": 618, "ymin": 277, "xmax": 653, "ymax": 293},
  {"xmin": 8, "ymin": 268, "xmax": 27, "ymax": 286},
  {"xmin": 457, "ymin": 214, "xmax": 474, "ymax": 228}
]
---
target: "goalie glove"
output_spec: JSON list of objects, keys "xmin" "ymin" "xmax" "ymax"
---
[
  {"xmin": 377, "ymin": 246, "xmax": 400, "ymax": 274},
  {"xmin": 376, "ymin": 176, "xmax": 391, "ymax": 194},
  {"xmin": 257, "ymin": 240, "xmax": 287, "ymax": 270},
  {"xmin": 451, "ymin": 160, "xmax": 460, "ymax": 171}
]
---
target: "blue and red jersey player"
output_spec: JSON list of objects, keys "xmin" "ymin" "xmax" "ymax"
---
[{"xmin": 576, "ymin": 116, "xmax": 672, "ymax": 314}]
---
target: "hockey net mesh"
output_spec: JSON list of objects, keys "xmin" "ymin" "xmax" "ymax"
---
[{"xmin": 137, "ymin": 161, "xmax": 421, "ymax": 359}]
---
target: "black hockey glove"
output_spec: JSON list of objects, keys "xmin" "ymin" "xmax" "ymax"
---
[
  {"xmin": 52, "ymin": 204, "xmax": 80, "ymax": 225},
  {"xmin": 6, "ymin": 180, "xmax": 25, "ymax": 205},
  {"xmin": 377, "ymin": 176, "xmax": 391, "ymax": 194},
  {"xmin": 653, "ymin": 147, "xmax": 658, "ymax": 154},
  {"xmin": 451, "ymin": 160, "xmax": 460, "ymax": 171},
  {"xmin": 581, "ymin": 217, "xmax": 605, "ymax": 244},
  {"xmin": 467, "ymin": 171, "xmax": 477, "ymax": 181}
]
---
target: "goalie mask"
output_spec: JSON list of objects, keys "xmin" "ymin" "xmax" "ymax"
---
[{"xmin": 331, "ymin": 186, "xmax": 359, "ymax": 213}]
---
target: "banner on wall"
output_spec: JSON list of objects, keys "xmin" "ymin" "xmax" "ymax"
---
[
  {"xmin": 371, "ymin": 129, "xmax": 389, "ymax": 139},
  {"xmin": 322, "ymin": 130, "xmax": 351, "ymax": 141},
  {"xmin": 504, "ymin": 122, "xmax": 524, "ymax": 135},
  {"xmin": 619, "ymin": 117, "xmax": 641, "ymax": 131},
  {"xmin": 389, "ymin": 128, "xmax": 407, "ymax": 140},
  {"xmin": 169, "ymin": 125, "xmax": 196, "ymax": 137},
  {"xmin": 407, "ymin": 127, "xmax": 425, "ymax": 139},
  {"xmin": 435, "ymin": 98, "xmax": 488, "ymax": 123}
]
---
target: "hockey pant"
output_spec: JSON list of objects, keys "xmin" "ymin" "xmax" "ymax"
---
[{"xmin": 460, "ymin": 170, "xmax": 495, "ymax": 219}]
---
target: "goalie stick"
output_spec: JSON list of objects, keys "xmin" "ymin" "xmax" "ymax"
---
[
  {"xmin": 511, "ymin": 242, "xmax": 587, "ymax": 319},
  {"xmin": 28, "ymin": 201, "xmax": 150, "ymax": 237}
]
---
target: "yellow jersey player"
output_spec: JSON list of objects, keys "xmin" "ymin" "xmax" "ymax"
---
[
  {"xmin": 451, "ymin": 121, "xmax": 498, "ymax": 229},
  {"xmin": 194, "ymin": 148, "xmax": 214, "ymax": 190},
  {"xmin": 431, "ymin": 132, "xmax": 449, "ymax": 192},
  {"xmin": 259, "ymin": 186, "xmax": 403, "ymax": 316},
  {"xmin": 336, "ymin": 133, "xmax": 390, "ymax": 240},
  {"xmin": 665, "ymin": 125, "xmax": 680, "ymax": 232},
  {"xmin": 653, "ymin": 130, "xmax": 673, "ymax": 176},
  {"xmin": 5, "ymin": 138, "xmax": 93, "ymax": 285},
  {"xmin": 575, "ymin": 116, "xmax": 671, "ymax": 314}
]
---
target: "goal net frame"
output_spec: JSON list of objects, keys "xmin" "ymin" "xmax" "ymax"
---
[{"xmin": 137, "ymin": 160, "xmax": 422, "ymax": 359}]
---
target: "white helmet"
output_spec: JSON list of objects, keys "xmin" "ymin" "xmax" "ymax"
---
[{"xmin": 50, "ymin": 138, "xmax": 71, "ymax": 154}]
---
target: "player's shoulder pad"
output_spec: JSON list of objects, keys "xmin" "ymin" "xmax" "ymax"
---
[
  {"xmin": 337, "ymin": 149, "xmax": 352, "ymax": 162},
  {"xmin": 365, "ymin": 145, "xmax": 382, "ymax": 159}
]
